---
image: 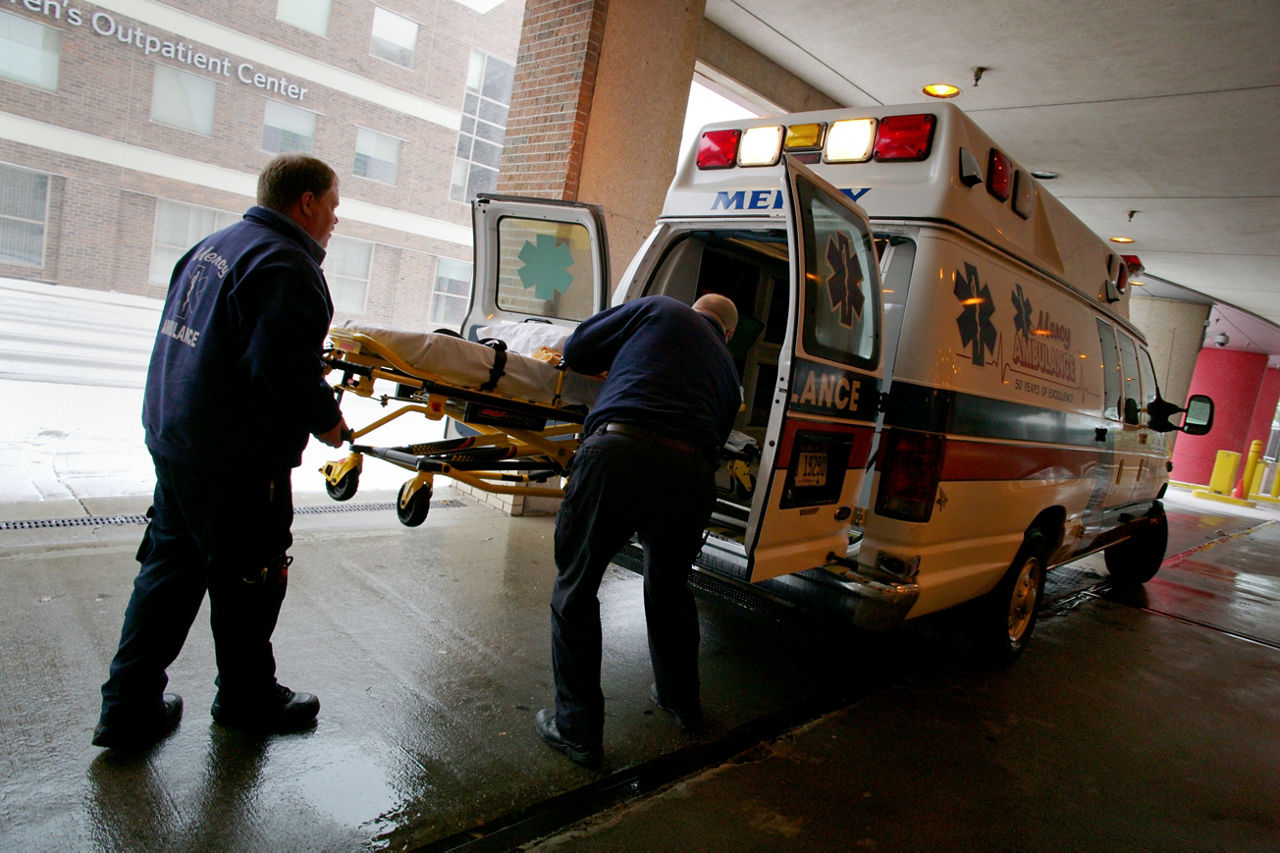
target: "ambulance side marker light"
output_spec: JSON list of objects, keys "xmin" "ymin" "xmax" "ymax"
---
[
  {"xmin": 825, "ymin": 118, "xmax": 877, "ymax": 163},
  {"xmin": 958, "ymin": 148, "xmax": 984, "ymax": 187},
  {"xmin": 987, "ymin": 148, "xmax": 1012, "ymax": 201},
  {"xmin": 739, "ymin": 125, "xmax": 784, "ymax": 167},
  {"xmin": 1122, "ymin": 254, "xmax": 1144, "ymax": 275},
  {"xmin": 873, "ymin": 114, "xmax": 936, "ymax": 161},
  {"xmin": 1012, "ymin": 170, "xmax": 1034, "ymax": 219},
  {"xmin": 697, "ymin": 129, "xmax": 741, "ymax": 169}
]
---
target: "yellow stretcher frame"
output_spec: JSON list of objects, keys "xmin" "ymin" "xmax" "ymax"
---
[{"xmin": 319, "ymin": 328, "xmax": 585, "ymax": 526}]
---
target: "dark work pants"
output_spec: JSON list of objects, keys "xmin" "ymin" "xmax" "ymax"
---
[
  {"xmin": 550, "ymin": 431, "xmax": 716, "ymax": 746},
  {"xmin": 98, "ymin": 453, "xmax": 294, "ymax": 725}
]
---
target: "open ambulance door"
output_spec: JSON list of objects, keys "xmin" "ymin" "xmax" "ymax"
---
[
  {"xmin": 744, "ymin": 157, "xmax": 883, "ymax": 582},
  {"xmin": 462, "ymin": 194, "xmax": 611, "ymax": 340}
]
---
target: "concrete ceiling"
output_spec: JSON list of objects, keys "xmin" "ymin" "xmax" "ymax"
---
[{"xmin": 704, "ymin": 0, "xmax": 1280, "ymax": 354}]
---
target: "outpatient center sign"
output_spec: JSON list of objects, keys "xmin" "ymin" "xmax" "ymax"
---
[{"xmin": 10, "ymin": 0, "xmax": 310, "ymax": 101}]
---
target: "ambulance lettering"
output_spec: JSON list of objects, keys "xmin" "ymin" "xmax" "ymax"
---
[
  {"xmin": 789, "ymin": 360, "xmax": 878, "ymax": 420},
  {"xmin": 710, "ymin": 187, "xmax": 870, "ymax": 211},
  {"xmin": 1006, "ymin": 282, "xmax": 1080, "ymax": 403}
]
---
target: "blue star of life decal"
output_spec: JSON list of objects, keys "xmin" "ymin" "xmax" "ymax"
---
[
  {"xmin": 517, "ymin": 234, "xmax": 575, "ymax": 301},
  {"xmin": 824, "ymin": 231, "xmax": 864, "ymax": 328},
  {"xmin": 954, "ymin": 263, "xmax": 996, "ymax": 366},
  {"xmin": 1011, "ymin": 283, "xmax": 1033, "ymax": 338}
]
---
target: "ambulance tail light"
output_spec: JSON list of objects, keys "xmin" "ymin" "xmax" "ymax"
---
[
  {"xmin": 875, "ymin": 429, "xmax": 945, "ymax": 523},
  {"xmin": 697, "ymin": 129, "xmax": 741, "ymax": 169},
  {"xmin": 987, "ymin": 148, "xmax": 1012, "ymax": 201},
  {"xmin": 873, "ymin": 114, "xmax": 936, "ymax": 161}
]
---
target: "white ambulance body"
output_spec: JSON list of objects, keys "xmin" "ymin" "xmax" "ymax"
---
[{"xmin": 464, "ymin": 102, "xmax": 1212, "ymax": 661}]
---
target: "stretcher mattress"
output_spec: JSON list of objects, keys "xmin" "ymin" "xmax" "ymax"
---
[{"xmin": 332, "ymin": 321, "xmax": 601, "ymax": 408}]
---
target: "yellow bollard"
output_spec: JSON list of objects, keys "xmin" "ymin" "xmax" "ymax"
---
[
  {"xmin": 1207, "ymin": 450, "xmax": 1240, "ymax": 495},
  {"xmin": 1249, "ymin": 461, "xmax": 1265, "ymax": 497},
  {"xmin": 1239, "ymin": 440, "xmax": 1263, "ymax": 498},
  {"xmin": 1273, "ymin": 460, "xmax": 1280, "ymax": 499}
]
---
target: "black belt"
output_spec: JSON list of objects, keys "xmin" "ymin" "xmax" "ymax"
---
[{"xmin": 601, "ymin": 422, "xmax": 704, "ymax": 458}]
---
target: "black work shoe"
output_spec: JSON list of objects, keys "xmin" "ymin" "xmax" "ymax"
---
[
  {"xmin": 211, "ymin": 684, "xmax": 319, "ymax": 734},
  {"xmin": 92, "ymin": 693, "xmax": 183, "ymax": 750},
  {"xmin": 650, "ymin": 683, "xmax": 703, "ymax": 733},
  {"xmin": 534, "ymin": 708, "xmax": 602, "ymax": 768}
]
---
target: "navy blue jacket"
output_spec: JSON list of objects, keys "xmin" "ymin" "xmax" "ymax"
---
[
  {"xmin": 565, "ymin": 295, "xmax": 740, "ymax": 455},
  {"xmin": 143, "ymin": 205, "xmax": 342, "ymax": 469}
]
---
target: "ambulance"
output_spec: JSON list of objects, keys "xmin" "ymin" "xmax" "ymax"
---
[{"xmin": 460, "ymin": 101, "xmax": 1214, "ymax": 662}]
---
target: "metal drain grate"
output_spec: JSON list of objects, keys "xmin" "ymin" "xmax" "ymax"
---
[{"xmin": 0, "ymin": 499, "xmax": 465, "ymax": 531}]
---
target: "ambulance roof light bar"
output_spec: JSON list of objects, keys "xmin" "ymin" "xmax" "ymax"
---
[{"xmin": 695, "ymin": 112, "xmax": 938, "ymax": 170}]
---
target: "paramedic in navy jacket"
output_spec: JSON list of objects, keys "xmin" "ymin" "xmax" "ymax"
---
[
  {"xmin": 535, "ymin": 293, "xmax": 740, "ymax": 767},
  {"xmin": 92, "ymin": 154, "xmax": 349, "ymax": 750}
]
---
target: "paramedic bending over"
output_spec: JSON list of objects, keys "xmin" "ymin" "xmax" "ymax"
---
[
  {"xmin": 92, "ymin": 153, "xmax": 349, "ymax": 751},
  {"xmin": 535, "ymin": 293, "xmax": 741, "ymax": 767}
]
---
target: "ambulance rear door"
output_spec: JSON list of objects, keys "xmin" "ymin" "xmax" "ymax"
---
[
  {"xmin": 462, "ymin": 194, "xmax": 611, "ymax": 339},
  {"xmin": 746, "ymin": 156, "xmax": 883, "ymax": 582}
]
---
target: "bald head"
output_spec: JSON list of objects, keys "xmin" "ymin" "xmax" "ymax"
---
[{"xmin": 692, "ymin": 293, "xmax": 737, "ymax": 342}]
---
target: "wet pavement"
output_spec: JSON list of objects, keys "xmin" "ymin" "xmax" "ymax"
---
[{"xmin": 1, "ymin": 484, "xmax": 1277, "ymax": 850}]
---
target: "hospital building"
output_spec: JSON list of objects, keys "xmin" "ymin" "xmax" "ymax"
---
[{"xmin": 0, "ymin": 0, "xmax": 526, "ymax": 330}]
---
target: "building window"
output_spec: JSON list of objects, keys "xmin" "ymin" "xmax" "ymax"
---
[
  {"xmin": 370, "ymin": 7, "xmax": 418, "ymax": 68},
  {"xmin": 325, "ymin": 235, "xmax": 372, "ymax": 313},
  {"xmin": 276, "ymin": 0, "xmax": 331, "ymax": 37},
  {"xmin": 353, "ymin": 128, "xmax": 401, "ymax": 185},
  {"xmin": 262, "ymin": 100, "xmax": 317, "ymax": 153},
  {"xmin": 0, "ymin": 10, "xmax": 60, "ymax": 91},
  {"xmin": 149, "ymin": 199, "xmax": 238, "ymax": 285},
  {"xmin": 450, "ymin": 51, "xmax": 514, "ymax": 202},
  {"xmin": 0, "ymin": 163, "xmax": 50, "ymax": 267},
  {"xmin": 151, "ymin": 66, "xmax": 217, "ymax": 135},
  {"xmin": 429, "ymin": 257, "xmax": 472, "ymax": 330}
]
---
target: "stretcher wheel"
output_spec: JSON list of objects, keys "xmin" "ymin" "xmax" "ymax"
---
[
  {"xmin": 396, "ymin": 481, "xmax": 432, "ymax": 527},
  {"xmin": 325, "ymin": 470, "xmax": 359, "ymax": 502}
]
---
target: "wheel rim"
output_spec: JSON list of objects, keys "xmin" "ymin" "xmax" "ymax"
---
[{"xmin": 1007, "ymin": 557, "xmax": 1042, "ymax": 642}]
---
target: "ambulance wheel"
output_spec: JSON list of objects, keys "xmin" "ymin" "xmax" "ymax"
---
[
  {"xmin": 396, "ymin": 481, "xmax": 432, "ymax": 527},
  {"xmin": 325, "ymin": 470, "xmax": 359, "ymax": 502},
  {"xmin": 1104, "ymin": 503, "xmax": 1168, "ymax": 586},
  {"xmin": 974, "ymin": 530, "xmax": 1047, "ymax": 667}
]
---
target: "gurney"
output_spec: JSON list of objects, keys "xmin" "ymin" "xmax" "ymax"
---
[{"xmin": 319, "ymin": 320, "xmax": 600, "ymax": 526}]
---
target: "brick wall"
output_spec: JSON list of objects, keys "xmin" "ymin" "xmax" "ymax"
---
[{"xmin": 496, "ymin": 0, "xmax": 607, "ymax": 200}]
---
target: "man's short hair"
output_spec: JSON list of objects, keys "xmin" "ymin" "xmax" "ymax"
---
[{"xmin": 257, "ymin": 154, "xmax": 337, "ymax": 212}]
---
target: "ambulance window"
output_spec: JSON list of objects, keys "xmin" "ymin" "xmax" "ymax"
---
[
  {"xmin": 1117, "ymin": 333, "xmax": 1142, "ymax": 426},
  {"xmin": 493, "ymin": 216, "xmax": 596, "ymax": 321},
  {"xmin": 1095, "ymin": 320, "xmax": 1121, "ymax": 421},
  {"xmin": 796, "ymin": 180, "xmax": 879, "ymax": 368},
  {"xmin": 1138, "ymin": 347, "xmax": 1160, "ymax": 424}
]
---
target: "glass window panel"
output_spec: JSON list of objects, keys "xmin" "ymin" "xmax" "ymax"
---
[
  {"xmin": 149, "ymin": 199, "xmax": 238, "ymax": 285},
  {"xmin": 463, "ymin": 93, "xmax": 479, "ymax": 117},
  {"xmin": 465, "ymin": 52, "xmax": 484, "ymax": 93},
  {"xmin": 353, "ymin": 128, "xmax": 401, "ymax": 184},
  {"xmin": 455, "ymin": 136, "xmax": 472, "ymax": 158},
  {"xmin": 0, "ymin": 164, "xmax": 48, "ymax": 220},
  {"xmin": 464, "ymin": 164, "xmax": 496, "ymax": 200},
  {"xmin": 430, "ymin": 257, "xmax": 472, "ymax": 330},
  {"xmin": 370, "ymin": 7, "xmax": 418, "ymax": 67},
  {"xmin": 325, "ymin": 235, "xmax": 372, "ymax": 313},
  {"xmin": 470, "ymin": 139, "xmax": 501, "ymax": 169},
  {"xmin": 1095, "ymin": 320, "xmax": 1121, "ymax": 421},
  {"xmin": 151, "ymin": 66, "xmax": 216, "ymax": 135},
  {"xmin": 481, "ymin": 57, "xmax": 514, "ymax": 102},
  {"xmin": 262, "ymin": 100, "xmax": 316, "ymax": 153},
  {"xmin": 449, "ymin": 160, "xmax": 469, "ymax": 202},
  {"xmin": 495, "ymin": 217, "xmax": 595, "ymax": 321},
  {"xmin": 0, "ymin": 10, "xmax": 60, "ymax": 91},
  {"xmin": 1117, "ymin": 333, "xmax": 1142, "ymax": 426},
  {"xmin": 477, "ymin": 99, "xmax": 508, "ymax": 127},
  {"xmin": 460, "ymin": 116, "xmax": 475, "ymax": 136},
  {"xmin": 276, "ymin": 0, "xmax": 331, "ymax": 37},
  {"xmin": 474, "ymin": 118, "xmax": 505, "ymax": 144},
  {"xmin": 0, "ymin": 218, "xmax": 43, "ymax": 266},
  {"xmin": 798, "ymin": 181, "xmax": 879, "ymax": 367}
]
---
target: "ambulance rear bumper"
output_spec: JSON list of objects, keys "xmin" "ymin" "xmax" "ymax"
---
[{"xmin": 762, "ymin": 562, "xmax": 920, "ymax": 630}]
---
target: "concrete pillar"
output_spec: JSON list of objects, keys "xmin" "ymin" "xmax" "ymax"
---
[
  {"xmin": 1128, "ymin": 294, "xmax": 1210, "ymax": 409},
  {"xmin": 1171, "ymin": 348, "xmax": 1270, "ymax": 486}
]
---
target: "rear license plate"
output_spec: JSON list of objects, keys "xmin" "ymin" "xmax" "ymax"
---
[{"xmin": 794, "ymin": 449, "xmax": 827, "ymax": 487}]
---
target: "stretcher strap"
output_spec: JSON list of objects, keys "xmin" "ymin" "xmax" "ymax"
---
[{"xmin": 478, "ymin": 338, "xmax": 508, "ymax": 393}]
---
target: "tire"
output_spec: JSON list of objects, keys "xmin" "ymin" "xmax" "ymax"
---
[
  {"xmin": 1104, "ymin": 502, "xmax": 1168, "ymax": 586},
  {"xmin": 324, "ymin": 469, "xmax": 359, "ymax": 502},
  {"xmin": 973, "ymin": 530, "xmax": 1048, "ymax": 667},
  {"xmin": 396, "ymin": 480, "xmax": 432, "ymax": 527}
]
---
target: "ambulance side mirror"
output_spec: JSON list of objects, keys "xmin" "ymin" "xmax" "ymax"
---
[{"xmin": 1147, "ymin": 394, "xmax": 1214, "ymax": 435}]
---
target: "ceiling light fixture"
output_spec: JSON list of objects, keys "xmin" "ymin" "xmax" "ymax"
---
[
  {"xmin": 1030, "ymin": 169, "xmax": 1059, "ymax": 180},
  {"xmin": 1110, "ymin": 236, "xmax": 1135, "ymax": 244},
  {"xmin": 922, "ymin": 83, "xmax": 960, "ymax": 99}
]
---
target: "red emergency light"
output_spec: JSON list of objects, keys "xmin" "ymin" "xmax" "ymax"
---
[
  {"xmin": 1122, "ymin": 254, "xmax": 1144, "ymax": 275},
  {"xmin": 696, "ymin": 129, "xmax": 741, "ymax": 169},
  {"xmin": 987, "ymin": 148, "xmax": 1012, "ymax": 201},
  {"xmin": 873, "ymin": 114, "xmax": 936, "ymax": 161}
]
